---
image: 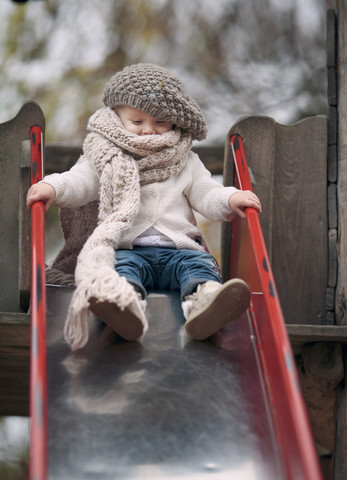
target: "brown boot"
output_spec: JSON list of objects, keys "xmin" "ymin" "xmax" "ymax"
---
[{"xmin": 90, "ymin": 293, "xmax": 148, "ymax": 341}]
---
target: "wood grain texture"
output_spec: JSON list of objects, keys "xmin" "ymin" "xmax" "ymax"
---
[
  {"xmin": 0, "ymin": 102, "xmax": 44, "ymax": 414},
  {"xmin": 328, "ymin": 144, "xmax": 337, "ymax": 183},
  {"xmin": 0, "ymin": 314, "xmax": 30, "ymax": 415},
  {"xmin": 44, "ymin": 144, "xmax": 226, "ymax": 176},
  {"xmin": 287, "ymin": 324, "xmax": 347, "ymax": 344},
  {"xmin": 296, "ymin": 343, "xmax": 344, "ymax": 455},
  {"xmin": 332, "ymin": 351, "xmax": 347, "ymax": 480},
  {"xmin": 327, "ymin": 9, "xmax": 337, "ymax": 69},
  {"xmin": 337, "ymin": 0, "xmax": 347, "ymax": 325},
  {"xmin": 0, "ymin": 102, "xmax": 45, "ymax": 313},
  {"xmin": 19, "ymin": 140, "xmax": 31, "ymax": 312},
  {"xmin": 224, "ymin": 116, "xmax": 328, "ymax": 325}
]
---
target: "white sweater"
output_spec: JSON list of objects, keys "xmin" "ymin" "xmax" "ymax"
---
[{"xmin": 43, "ymin": 151, "xmax": 238, "ymax": 252}]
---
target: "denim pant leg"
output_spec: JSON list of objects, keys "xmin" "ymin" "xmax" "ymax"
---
[
  {"xmin": 157, "ymin": 248, "xmax": 222, "ymax": 301},
  {"xmin": 114, "ymin": 248, "xmax": 157, "ymax": 298}
]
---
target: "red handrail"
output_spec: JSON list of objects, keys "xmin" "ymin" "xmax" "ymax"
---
[
  {"xmin": 230, "ymin": 134, "xmax": 323, "ymax": 480},
  {"xmin": 29, "ymin": 126, "xmax": 47, "ymax": 480}
]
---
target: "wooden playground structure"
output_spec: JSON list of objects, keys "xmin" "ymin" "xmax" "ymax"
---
[{"xmin": 1, "ymin": 3, "xmax": 347, "ymax": 479}]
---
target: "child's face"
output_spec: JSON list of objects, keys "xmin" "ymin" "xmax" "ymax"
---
[{"xmin": 115, "ymin": 106, "xmax": 173, "ymax": 135}]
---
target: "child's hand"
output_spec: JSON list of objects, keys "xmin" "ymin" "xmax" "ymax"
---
[
  {"xmin": 228, "ymin": 190, "xmax": 262, "ymax": 218},
  {"xmin": 26, "ymin": 182, "xmax": 56, "ymax": 211}
]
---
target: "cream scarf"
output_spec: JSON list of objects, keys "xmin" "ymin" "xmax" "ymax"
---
[{"xmin": 64, "ymin": 107, "xmax": 192, "ymax": 350}]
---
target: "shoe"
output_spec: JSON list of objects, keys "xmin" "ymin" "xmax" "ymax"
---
[
  {"xmin": 183, "ymin": 279, "xmax": 250, "ymax": 340},
  {"xmin": 89, "ymin": 293, "xmax": 148, "ymax": 341}
]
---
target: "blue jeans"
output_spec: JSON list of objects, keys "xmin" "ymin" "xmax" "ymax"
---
[{"xmin": 115, "ymin": 247, "xmax": 222, "ymax": 301}]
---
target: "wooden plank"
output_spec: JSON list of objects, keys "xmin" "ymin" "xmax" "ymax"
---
[
  {"xmin": 225, "ymin": 116, "xmax": 277, "ymax": 261},
  {"xmin": 0, "ymin": 322, "xmax": 30, "ymax": 347},
  {"xmin": 328, "ymin": 144, "xmax": 338, "ymax": 183},
  {"xmin": 329, "ymin": 229, "xmax": 338, "ymax": 288},
  {"xmin": 272, "ymin": 118, "xmax": 327, "ymax": 326},
  {"xmin": 0, "ymin": 101, "xmax": 45, "ymax": 313},
  {"xmin": 19, "ymin": 139, "xmax": 31, "ymax": 312},
  {"xmin": 332, "ymin": 353, "xmax": 347, "ymax": 479},
  {"xmin": 296, "ymin": 343, "xmax": 344, "ymax": 457},
  {"xmin": 327, "ymin": 9, "xmax": 337, "ymax": 69},
  {"xmin": 224, "ymin": 116, "xmax": 328, "ymax": 326},
  {"xmin": 329, "ymin": 183, "xmax": 338, "ymax": 229},
  {"xmin": 336, "ymin": 0, "xmax": 347, "ymax": 325},
  {"xmin": 0, "ymin": 102, "xmax": 44, "ymax": 417},
  {"xmin": 45, "ymin": 144, "xmax": 225, "ymax": 176},
  {"xmin": 327, "ymin": 287, "xmax": 336, "ymax": 311},
  {"xmin": 329, "ymin": 106, "xmax": 338, "ymax": 145},
  {"xmin": 0, "ymin": 311, "xmax": 30, "ymax": 324},
  {"xmin": 220, "ymin": 136, "xmax": 234, "ymax": 282},
  {"xmin": 327, "ymin": 6, "xmax": 338, "ymax": 335},
  {"xmin": 45, "ymin": 144, "xmax": 81, "ymax": 173},
  {"xmin": 328, "ymin": 68, "xmax": 337, "ymax": 106},
  {"xmin": 327, "ymin": 311, "xmax": 336, "ymax": 326},
  {"xmin": 0, "ymin": 313, "xmax": 30, "ymax": 415},
  {"xmin": 192, "ymin": 145, "xmax": 225, "ymax": 175},
  {"xmin": 287, "ymin": 324, "xmax": 347, "ymax": 345},
  {"xmin": 334, "ymin": 6, "xmax": 347, "ymax": 478},
  {"xmin": 0, "ymin": 343, "xmax": 29, "ymax": 416}
]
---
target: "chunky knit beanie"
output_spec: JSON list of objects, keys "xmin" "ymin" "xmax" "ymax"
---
[{"xmin": 103, "ymin": 63, "xmax": 207, "ymax": 141}]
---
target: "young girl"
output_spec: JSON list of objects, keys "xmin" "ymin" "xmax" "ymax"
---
[{"xmin": 27, "ymin": 63, "xmax": 261, "ymax": 351}]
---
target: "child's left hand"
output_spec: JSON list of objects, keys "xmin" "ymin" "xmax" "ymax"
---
[{"xmin": 228, "ymin": 190, "xmax": 262, "ymax": 218}]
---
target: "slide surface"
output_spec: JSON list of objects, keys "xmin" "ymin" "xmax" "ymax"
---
[
  {"xmin": 46, "ymin": 286, "xmax": 282, "ymax": 480},
  {"xmin": 28, "ymin": 127, "xmax": 322, "ymax": 479}
]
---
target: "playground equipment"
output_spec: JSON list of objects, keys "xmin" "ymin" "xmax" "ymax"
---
[
  {"xmin": 24, "ymin": 103, "xmax": 321, "ymax": 479},
  {"xmin": 2, "ymin": 7, "xmax": 347, "ymax": 478}
]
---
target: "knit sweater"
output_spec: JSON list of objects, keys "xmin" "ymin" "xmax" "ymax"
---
[{"xmin": 43, "ymin": 151, "xmax": 238, "ymax": 252}]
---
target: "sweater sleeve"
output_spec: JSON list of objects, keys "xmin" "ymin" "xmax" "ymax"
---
[
  {"xmin": 185, "ymin": 153, "xmax": 238, "ymax": 221},
  {"xmin": 42, "ymin": 157, "xmax": 100, "ymax": 208}
]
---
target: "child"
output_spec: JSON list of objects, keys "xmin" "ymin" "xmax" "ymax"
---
[{"xmin": 27, "ymin": 63, "xmax": 261, "ymax": 351}]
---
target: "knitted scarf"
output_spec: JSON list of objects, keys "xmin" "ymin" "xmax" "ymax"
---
[{"xmin": 64, "ymin": 107, "xmax": 192, "ymax": 351}]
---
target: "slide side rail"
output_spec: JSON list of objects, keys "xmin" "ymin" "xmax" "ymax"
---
[
  {"xmin": 29, "ymin": 125, "xmax": 47, "ymax": 480},
  {"xmin": 229, "ymin": 135, "xmax": 322, "ymax": 480}
]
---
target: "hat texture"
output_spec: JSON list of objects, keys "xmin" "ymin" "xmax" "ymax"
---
[{"xmin": 103, "ymin": 63, "xmax": 207, "ymax": 141}]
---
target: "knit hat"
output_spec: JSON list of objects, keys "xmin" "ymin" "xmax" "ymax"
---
[{"xmin": 103, "ymin": 63, "xmax": 207, "ymax": 141}]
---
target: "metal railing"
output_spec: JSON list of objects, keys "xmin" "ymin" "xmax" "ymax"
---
[
  {"xmin": 29, "ymin": 125, "xmax": 48, "ymax": 480},
  {"xmin": 229, "ymin": 134, "xmax": 323, "ymax": 480}
]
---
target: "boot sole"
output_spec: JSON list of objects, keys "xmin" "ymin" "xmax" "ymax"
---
[
  {"xmin": 89, "ymin": 298, "xmax": 144, "ymax": 341},
  {"xmin": 185, "ymin": 279, "xmax": 250, "ymax": 340}
]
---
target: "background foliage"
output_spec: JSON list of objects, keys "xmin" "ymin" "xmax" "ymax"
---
[{"xmin": 1, "ymin": 0, "xmax": 327, "ymax": 145}]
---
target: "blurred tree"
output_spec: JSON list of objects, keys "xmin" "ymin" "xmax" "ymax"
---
[{"xmin": 0, "ymin": 0, "xmax": 327, "ymax": 144}]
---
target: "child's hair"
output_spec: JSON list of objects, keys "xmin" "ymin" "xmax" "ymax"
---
[{"xmin": 103, "ymin": 63, "xmax": 207, "ymax": 141}]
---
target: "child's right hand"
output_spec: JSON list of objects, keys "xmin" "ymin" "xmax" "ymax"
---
[{"xmin": 26, "ymin": 182, "xmax": 56, "ymax": 211}]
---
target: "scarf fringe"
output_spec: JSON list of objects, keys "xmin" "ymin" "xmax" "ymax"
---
[
  {"xmin": 64, "ymin": 269, "xmax": 137, "ymax": 350},
  {"xmin": 64, "ymin": 300, "xmax": 90, "ymax": 352}
]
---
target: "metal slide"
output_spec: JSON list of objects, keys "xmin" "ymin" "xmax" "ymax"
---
[{"xmin": 29, "ymin": 129, "xmax": 323, "ymax": 479}]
